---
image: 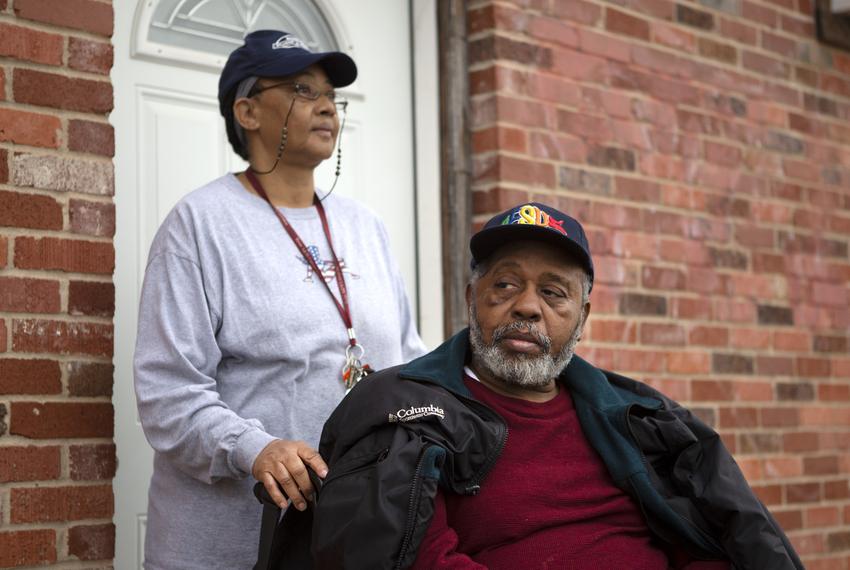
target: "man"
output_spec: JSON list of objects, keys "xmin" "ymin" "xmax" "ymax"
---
[{"xmin": 272, "ymin": 203, "xmax": 801, "ymax": 569}]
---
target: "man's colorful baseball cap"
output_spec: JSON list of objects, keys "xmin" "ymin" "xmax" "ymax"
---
[{"xmin": 470, "ymin": 202, "xmax": 594, "ymax": 289}]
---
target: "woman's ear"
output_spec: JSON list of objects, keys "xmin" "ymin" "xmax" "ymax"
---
[{"xmin": 233, "ymin": 98, "xmax": 260, "ymax": 132}]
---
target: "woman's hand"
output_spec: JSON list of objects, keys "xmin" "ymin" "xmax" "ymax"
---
[{"xmin": 252, "ymin": 439, "xmax": 329, "ymax": 510}]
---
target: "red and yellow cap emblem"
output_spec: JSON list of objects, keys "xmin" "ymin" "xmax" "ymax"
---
[{"xmin": 501, "ymin": 204, "xmax": 567, "ymax": 236}]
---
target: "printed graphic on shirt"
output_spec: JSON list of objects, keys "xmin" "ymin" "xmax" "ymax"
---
[
  {"xmin": 297, "ymin": 245, "xmax": 360, "ymax": 283},
  {"xmin": 388, "ymin": 404, "xmax": 445, "ymax": 423}
]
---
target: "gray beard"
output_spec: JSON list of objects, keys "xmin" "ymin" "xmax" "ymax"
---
[{"xmin": 468, "ymin": 304, "xmax": 582, "ymax": 388}]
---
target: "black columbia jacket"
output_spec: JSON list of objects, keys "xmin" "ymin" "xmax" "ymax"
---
[{"xmin": 260, "ymin": 330, "xmax": 803, "ymax": 570}]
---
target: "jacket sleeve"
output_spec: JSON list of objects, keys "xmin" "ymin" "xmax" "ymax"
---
[
  {"xmin": 411, "ymin": 490, "xmax": 487, "ymax": 570},
  {"xmin": 663, "ymin": 403, "xmax": 804, "ymax": 570},
  {"xmin": 134, "ymin": 252, "xmax": 276, "ymax": 484},
  {"xmin": 691, "ymin": 432, "xmax": 802, "ymax": 569}
]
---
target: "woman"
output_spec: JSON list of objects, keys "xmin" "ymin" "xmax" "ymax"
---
[{"xmin": 133, "ymin": 30, "xmax": 425, "ymax": 569}]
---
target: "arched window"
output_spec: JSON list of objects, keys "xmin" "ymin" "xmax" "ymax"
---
[{"xmin": 134, "ymin": 0, "xmax": 346, "ymax": 69}]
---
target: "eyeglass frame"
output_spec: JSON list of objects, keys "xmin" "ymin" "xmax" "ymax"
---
[{"xmin": 249, "ymin": 81, "xmax": 348, "ymax": 112}]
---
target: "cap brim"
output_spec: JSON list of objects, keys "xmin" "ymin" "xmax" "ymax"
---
[
  {"xmin": 255, "ymin": 51, "xmax": 357, "ymax": 87},
  {"xmin": 315, "ymin": 52, "xmax": 358, "ymax": 87},
  {"xmin": 470, "ymin": 225, "xmax": 593, "ymax": 278}
]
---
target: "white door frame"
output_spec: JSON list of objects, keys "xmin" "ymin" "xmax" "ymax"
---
[{"xmin": 411, "ymin": 0, "xmax": 443, "ymax": 347}]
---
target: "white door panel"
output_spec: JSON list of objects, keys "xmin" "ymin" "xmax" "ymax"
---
[
  {"xmin": 136, "ymin": 86, "xmax": 233, "ymax": 280},
  {"xmin": 112, "ymin": 1, "xmax": 440, "ymax": 568}
]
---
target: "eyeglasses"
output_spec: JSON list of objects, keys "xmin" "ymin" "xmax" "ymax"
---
[{"xmin": 250, "ymin": 81, "xmax": 348, "ymax": 112}]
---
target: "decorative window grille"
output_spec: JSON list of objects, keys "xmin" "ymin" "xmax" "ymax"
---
[{"xmin": 134, "ymin": 0, "xmax": 345, "ymax": 69}]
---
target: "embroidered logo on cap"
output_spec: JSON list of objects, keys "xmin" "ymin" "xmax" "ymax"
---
[
  {"xmin": 501, "ymin": 203, "xmax": 566, "ymax": 235},
  {"xmin": 272, "ymin": 35, "xmax": 308, "ymax": 50},
  {"xmin": 388, "ymin": 404, "xmax": 445, "ymax": 423}
]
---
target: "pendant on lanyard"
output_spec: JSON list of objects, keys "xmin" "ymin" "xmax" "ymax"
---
[
  {"xmin": 244, "ymin": 171, "xmax": 373, "ymax": 389},
  {"xmin": 342, "ymin": 330, "xmax": 373, "ymax": 390}
]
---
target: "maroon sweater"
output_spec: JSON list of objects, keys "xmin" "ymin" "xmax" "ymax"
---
[{"xmin": 411, "ymin": 376, "xmax": 730, "ymax": 570}]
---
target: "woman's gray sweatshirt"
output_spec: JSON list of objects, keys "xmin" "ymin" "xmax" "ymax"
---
[{"xmin": 134, "ymin": 174, "xmax": 425, "ymax": 569}]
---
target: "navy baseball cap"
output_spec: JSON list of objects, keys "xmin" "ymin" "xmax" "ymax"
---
[
  {"xmin": 218, "ymin": 30, "xmax": 357, "ymax": 109},
  {"xmin": 470, "ymin": 202, "xmax": 594, "ymax": 289}
]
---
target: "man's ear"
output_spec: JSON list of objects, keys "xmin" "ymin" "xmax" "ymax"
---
[
  {"xmin": 233, "ymin": 97, "xmax": 260, "ymax": 132},
  {"xmin": 465, "ymin": 283, "xmax": 472, "ymax": 309},
  {"xmin": 577, "ymin": 302, "xmax": 591, "ymax": 342}
]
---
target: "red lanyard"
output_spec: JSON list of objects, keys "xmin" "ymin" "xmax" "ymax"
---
[{"xmin": 244, "ymin": 170, "xmax": 357, "ymax": 348}]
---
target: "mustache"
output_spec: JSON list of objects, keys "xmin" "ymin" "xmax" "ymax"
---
[{"xmin": 491, "ymin": 321, "xmax": 552, "ymax": 353}]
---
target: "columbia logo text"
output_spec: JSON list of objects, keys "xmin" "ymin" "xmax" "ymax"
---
[{"xmin": 388, "ymin": 404, "xmax": 445, "ymax": 423}]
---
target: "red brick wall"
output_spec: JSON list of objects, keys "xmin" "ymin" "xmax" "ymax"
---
[
  {"xmin": 469, "ymin": 0, "xmax": 850, "ymax": 567},
  {"xmin": 0, "ymin": 0, "xmax": 116, "ymax": 567}
]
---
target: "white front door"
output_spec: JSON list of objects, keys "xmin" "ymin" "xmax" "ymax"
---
[{"xmin": 111, "ymin": 1, "xmax": 440, "ymax": 567}]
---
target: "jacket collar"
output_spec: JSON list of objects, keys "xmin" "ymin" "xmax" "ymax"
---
[
  {"xmin": 399, "ymin": 329, "xmax": 472, "ymax": 396},
  {"xmin": 559, "ymin": 355, "xmax": 660, "ymax": 411},
  {"xmin": 399, "ymin": 328, "xmax": 660, "ymax": 412}
]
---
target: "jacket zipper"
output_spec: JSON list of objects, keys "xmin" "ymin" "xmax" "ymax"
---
[
  {"xmin": 466, "ymin": 424, "xmax": 508, "ymax": 494},
  {"xmin": 454, "ymin": 395, "xmax": 509, "ymax": 494},
  {"xmin": 394, "ymin": 447, "xmax": 429, "ymax": 570},
  {"xmin": 321, "ymin": 447, "xmax": 389, "ymax": 489}
]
